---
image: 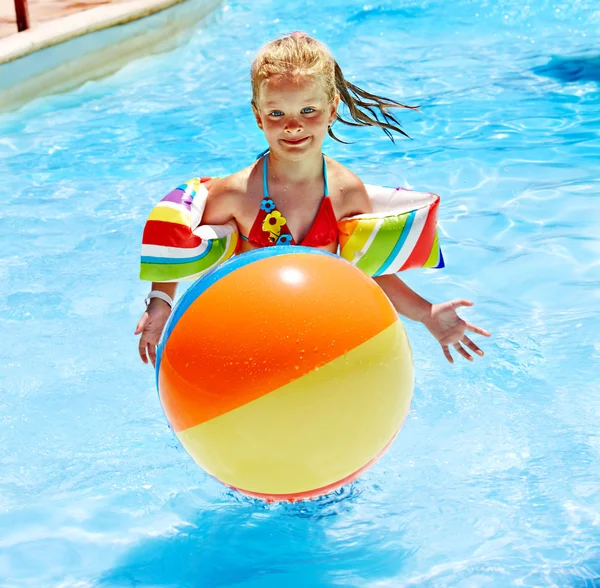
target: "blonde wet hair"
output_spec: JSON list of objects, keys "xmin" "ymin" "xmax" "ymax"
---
[{"xmin": 251, "ymin": 32, "xmax": 417, "ymax": 142}]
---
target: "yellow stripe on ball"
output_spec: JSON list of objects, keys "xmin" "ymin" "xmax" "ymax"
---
[{"xmin": 176, "ymin": 321, "xmax": 413, "ymax": 495}]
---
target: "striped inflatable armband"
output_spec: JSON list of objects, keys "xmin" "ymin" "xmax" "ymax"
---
[
  {"xmin": 140, "ymin": 178, "xmax": 239, "ymax": 282},
  {"xmin": 338, "ymin": 185, "xmax": 444, "ymax": 277}
]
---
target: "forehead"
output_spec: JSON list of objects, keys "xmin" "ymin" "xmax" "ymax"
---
[{"xmin": 258, "ymin": 75, "xmax": 327, "ymax": 105}]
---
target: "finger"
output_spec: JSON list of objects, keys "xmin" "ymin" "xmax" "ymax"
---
[
  {"xmin": 453, "ymin": 342, "xmax": 473, "ymax": 361},
  {"xmin": 148, "ymin": 343, "xmax": 157, "ymax": 368},
  {"xmin": 442, "ymin": 345, "xmax": 454, "ymax": 364},
  {"xmin": 466, "ymin": 322, "xmax": 491, "ymax": 337},
  {"xmin": 451, "ymin": 299, "xmax": 473, "ymax": 309},
  {"xmin": 135, "ymin": 312, "xmax": 149, "ymax": 335},
  {"xmin": 138, "ymin": 338, "xmax": 149, "ymax": 364},
  {"xmin": 462, "ymin": 335, "xmax": 484, "ymax": 357}
]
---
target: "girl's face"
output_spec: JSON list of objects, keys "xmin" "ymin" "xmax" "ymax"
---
[{"xmin": 253, "ymin": 75, "xmax": 339, "ymax": 158}]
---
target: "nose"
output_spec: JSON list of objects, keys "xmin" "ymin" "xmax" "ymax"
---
[{"xmin": 284, "ymin": 117, "xmax": 302, "ymax": 134}]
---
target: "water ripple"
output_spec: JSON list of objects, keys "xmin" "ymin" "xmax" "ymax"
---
[{"xmin": 2, "ymin": 0, "xmax": 600, "ymax": 585}]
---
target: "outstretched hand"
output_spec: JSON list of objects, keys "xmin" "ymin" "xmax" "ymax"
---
[
  {"xmin": 135, "ymin": 300, "xmax": 172, "ymax": 367},
  {"xmin": 422, "ymin": 299, "xmax": 490, "ymax": 363}
]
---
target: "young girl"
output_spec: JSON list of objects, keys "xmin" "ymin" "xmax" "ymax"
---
[{"xmin": 136, "ymin": 32, "xmax": 490, "ymax": 367}]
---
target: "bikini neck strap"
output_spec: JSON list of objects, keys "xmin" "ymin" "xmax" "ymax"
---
[{"xmin": 262, "ymin": 152, "xmax": 329, "ymax": 198}]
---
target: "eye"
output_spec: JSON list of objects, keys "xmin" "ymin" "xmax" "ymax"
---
[
  {"xmin": 301, "ymin": 107, "xmax": 316, "ymax": 114},
  {"xmin": 269, "ymin": 110, "xmax": 284, "ymax": 117}
]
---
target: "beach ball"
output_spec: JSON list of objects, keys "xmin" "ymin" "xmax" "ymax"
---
[{"xmin": 156, "ymin": 246, "xmax": 414, "ymax": 501}]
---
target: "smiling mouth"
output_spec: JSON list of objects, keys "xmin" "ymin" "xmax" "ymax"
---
[{"xmin": 281, "ymin": 137, "xmax": 309, "ymax": 145}]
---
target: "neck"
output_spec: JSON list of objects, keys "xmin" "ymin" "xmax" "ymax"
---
[{"xmin": 266, "ymin": 150, "xmax": 324, "ymax": 184}]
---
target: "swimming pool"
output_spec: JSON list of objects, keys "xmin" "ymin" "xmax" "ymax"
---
[{"xmin": 1, "ymin": 0, "xmax": 599, "ymax": 585}]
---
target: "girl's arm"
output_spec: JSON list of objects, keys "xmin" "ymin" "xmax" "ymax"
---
[
  {"xmin": 339, "ymin": 177, "xmax": 490, "ymax": 363},
  {"xmin": 373, "ymin": 274, "xmax": 431, "ymax": 323}
]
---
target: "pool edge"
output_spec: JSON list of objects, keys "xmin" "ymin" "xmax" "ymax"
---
[{"xmin": 0, "ymin": 0, "xmax": 223, "ymax": 112}]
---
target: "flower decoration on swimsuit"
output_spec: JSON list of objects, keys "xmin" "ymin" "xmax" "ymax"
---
[
  {"xmin": 277, "ymin": 234, "xmax": 293, "ymax": 245},
  {"xmin": 260, "ymin": 198, "xmax": 276, "ymax": 213},
  {"xmin": 262, "ymin": 211, "xmax": 287, "ymax": 243}
]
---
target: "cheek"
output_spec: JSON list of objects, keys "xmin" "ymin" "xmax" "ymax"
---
[
  {"xmin": 311, "ymin": 114, "xmax": 330, "ymax": 131},
  {"xmin": 262, "ymin": 118, "xmax": 281, "ymax": 132}
]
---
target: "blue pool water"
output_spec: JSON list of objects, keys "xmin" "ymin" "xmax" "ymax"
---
[{"xmin": 2, "ymin": 0, "xmax": 600, "ymax": 585}]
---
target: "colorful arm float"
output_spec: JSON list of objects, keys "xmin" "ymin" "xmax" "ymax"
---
[
  {"xmin": 140, "ymin": 179, "xmax": 443, "ymax": 282},
  {"xmin": 338, "ymin": 185, "xmax": 444, "ymax": 276},
  {"xmin": 140, "ymin": 178, "xmax": 239, "ymax": 282}
]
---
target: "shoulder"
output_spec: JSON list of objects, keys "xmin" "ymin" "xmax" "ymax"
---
[
  {"xmin": 325, "ymin": 157, "xmax": 372, "ymax": 218},
  {"xmin": 206, "ymin": 166, "xmax": 252, "ymax": 200},
  {"xmin": 202, "ymin": 164, "xmax": 256, "ymax": 224}
]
